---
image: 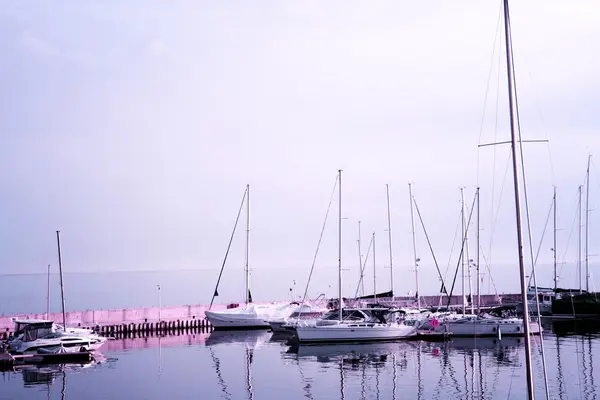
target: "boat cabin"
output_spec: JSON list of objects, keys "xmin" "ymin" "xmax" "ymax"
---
[{"xmin": 12, "ymin": 319, "xmax": 55, "ymax": 337}]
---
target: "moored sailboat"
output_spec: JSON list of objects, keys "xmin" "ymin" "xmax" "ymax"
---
[{"xmin": 294, "ymin": 170, "xmax": 417, "ymax": 344}]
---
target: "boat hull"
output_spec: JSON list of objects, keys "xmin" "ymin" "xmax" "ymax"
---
[
  {"xmin": 431, "ymin": 319, "xmax": 542, "ymax": 337},
  {"xmin": 9, "ymin": 336, "xmax": 106, "ymax": 354},
  {"xmin": 205, "ymin": 310, "xmax": 271, "ymax": 329},
  {"xmin": 295, "ymin": 323, "xmax": 417, "ymax": 344}
]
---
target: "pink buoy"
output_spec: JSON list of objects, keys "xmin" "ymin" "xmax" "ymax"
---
[{"xmin": 430, "ymin": 318, "xmax": 439, "ymax": 328}]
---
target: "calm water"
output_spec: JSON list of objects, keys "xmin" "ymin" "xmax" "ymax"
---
[{"xmin": 2, "ymin": 321, "xmax": 599, "ymax": 400}]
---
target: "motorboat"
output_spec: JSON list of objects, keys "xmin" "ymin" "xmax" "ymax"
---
[
  {"xmin": 8, "ymin": 321, "xmax": 106, "ymax": 354},
  {"xmin": 293, "ymin": 307, "xmax": 417, "ymax": 343},
  {"xmin": 11, "ymin": 318, "xmax": 94, "ymax": 340}
]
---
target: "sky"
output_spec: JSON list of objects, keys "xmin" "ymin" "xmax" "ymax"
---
[{"xmin": 1, "ymin": 1, "xmax": 599, "ymax": 303}]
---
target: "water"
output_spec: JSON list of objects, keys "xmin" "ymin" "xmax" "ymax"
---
[{"xmin": 1, "ymin": 323, "xmax": 599, "ymax": 400}]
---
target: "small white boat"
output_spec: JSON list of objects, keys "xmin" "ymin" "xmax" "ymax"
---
[
  {"xmin": 8, "ymin": 321, "xmax": 106, "ymax": 354},
  {"xmin": 294, "ymin": 307, "xmax": 417, "ymax": 343},
  {"xmin": 421, "ymin": 315, "xmax": 542, "ymax": 337},
  {"xmin": 267, "ymin": 304, "xmax": 328, "ymax": 332},
  {"xmin": 11, "ymin": 318, "xmax": 94, "ymax": 339},
  {"xmin": 295, "ymin": 321, "xmax": 417, "ymax": 343},
  {"xmin": 206, "ymin": 302, "xmax": 314, "ymax": 329}
]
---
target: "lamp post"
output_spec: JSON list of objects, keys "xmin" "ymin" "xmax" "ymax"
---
[{"xmin": 157, "ymin": 285, "xmax": 162, "ymax": 322}]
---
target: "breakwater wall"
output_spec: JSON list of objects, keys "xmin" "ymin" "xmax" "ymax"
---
[
  {"xmin": 0, "ymin": 301, "xmax": 285, "ymax": 339},
  {"xmin": 0, "ymin": 293, "xmax": 524, "ymax": 340}
]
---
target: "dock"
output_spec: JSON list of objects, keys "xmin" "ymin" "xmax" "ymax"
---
[{"xmin": 0, "ymin": 351, "xmax": 95, "ymax": 370}]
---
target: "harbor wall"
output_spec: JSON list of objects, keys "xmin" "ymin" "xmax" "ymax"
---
[
  {"xmin": 0, "ymin": 293, "xmax": 523, "ymax": 337},
  {"xmin": 0, "ymin": 301, "xmax": 284, "ymax": 336}
]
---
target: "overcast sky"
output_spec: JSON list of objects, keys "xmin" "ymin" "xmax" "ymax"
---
[{"xmin": 1, "ymin": 1, "xmax": 599, "ymax": 301}]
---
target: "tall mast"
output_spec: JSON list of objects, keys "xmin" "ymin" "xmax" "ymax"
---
[
  {"xmin": 386, "ymin": 184, "xmax": 394, "ymax": 294},
  {"xmin": 553, "ymin": 187, "xmax": 557, "ymax": 291},
  {"xmin": 46, "ymin": 264, "xmax": 51, "ymax": 319},
  {"xmin": 503, "ymin": 0, "xmax": 535, "ymax": 398},
  {"xmin": 338, "ymin": 170, "xmax": 343, "ymax": 321},
  {"xmin": 460, "ymin": 187, "xmax": 466, "ymax": 315},
  {"xmin": 358, "ymin": 221, "xmax": 364, "ymax": 296},
  {"xmin": 372, "ymin": 232, "xmax": 377, "ymax": 301},
  {"xmin": 476, "ymin": 187, "xmax": 481, "ymax": 314},
  {"xmin": 408, "ymin": 183, "xmax": 420, "ymax": 309},
  {"xmin": 55, "ymin": 231, "xmax": 67, "ymax": 330},
  {"xmin": 578, "ymin": 185, "xmax": 583, "ymax": 293},
  {"xmin": 244, "ymin": 184, "xmax": 250, "ymax": 304},
  {"xmin": 585, "ymin": 155, "xmax": 591, "ymax": 292},
  {"xmin": 465, "ymin": 192, "xmax": 473, "ymax": 315}
]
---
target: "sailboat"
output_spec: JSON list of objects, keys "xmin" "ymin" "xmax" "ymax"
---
[
  {"xmin": 294, "ymin": 170, "xmax": 417, "ymax": 343},
  {"xmin": 205, "ymin": 185, "xmax": 305, "ymax": 329}
]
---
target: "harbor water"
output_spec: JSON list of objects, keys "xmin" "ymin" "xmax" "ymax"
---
[{"xmin": 1, "ymin": 319, "xmax": 600, "ymax": 399}]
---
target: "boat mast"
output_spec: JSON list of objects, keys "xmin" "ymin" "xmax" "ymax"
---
[
  {"xmin": 55, "ymin": 231, "xmax": 67, "ymax": 330},
  {"xmin": 503, "ymin": 0, "xmax": 535, "ymax": 397},
  {"xmin": 372, "ymin": 231, "xmax": 377, "ymax": 301},
  {"xmin": 46, "ymin": 264, "xmax": 51, "ymax": 319},
  {"xmin": 553, "ymin": 187, "xmax": 557, "ymax": 291},
  {"xmin": 476, "ymin": 187, "xmax": 481, "ymax": 314},
  {"xmin": 585, "ymin": 155, "xmax": 591, "ymax": 292},
  {"xmin": 245, "ymin": 184, "xmax": 250, "ymax": 304},
  {"xmin": 408, "ymin": 183, "xmax": 420, "ymax": 309},
  {"xmin": 386, "ymin": 184, "xmax": 394, "ymax": 294},
  {"xmin": 358, "ymin": 221, "xmax": 364, "ymax": 296},
  {"xmin": 338, "ymin": 170, "xmax": 343, "ymax": 321},
  {"xmin": 579, "ymin": 185, "xmax": 583, "ymax": 293},
  {"xmin": 460, "ymin": 187, "xmax": 466, "ymax": 315},
  {"xmin": 465, "ymin": 193, "xmax": 473, "ymax": 315}
]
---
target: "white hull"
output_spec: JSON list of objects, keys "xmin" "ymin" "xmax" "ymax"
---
[
  {"xmin": 10, "ymin": 335, "xmax": 106, "ymax": 354},
  {"xmin": 430, "ymin": 318, "xmax": 542, "ymax": 337},
  {"xmin": 295, "ymin": 322, "xmax": 417, "ymax": 343},
  {"xmin": 205, "ymin": 310, "xmax": 271, "ymax": 329}
]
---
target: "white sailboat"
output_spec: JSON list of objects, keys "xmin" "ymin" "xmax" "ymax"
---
[
  {"xmin": 205, "ymin": 185, "xmax": 305, "ymax": 329},
  {"xmin": 295, "ymin": 170, "xmax": 417, "ymax": 343}
]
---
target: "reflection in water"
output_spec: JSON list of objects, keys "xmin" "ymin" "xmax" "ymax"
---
[
  {"xmin": 246, "ymin": 347, "xmax": 254, "ymax": 400},
  {"xmin": 5, "ymin": 331, "xmax": 600, "ymax": 399},
  {"xmin": 589, "ymin": 337, "xmax": 597, "ymax": 400},
  {"xmin": 19, "ymin": 356, "xmax": 107, "ymax": 388},
  {"xmin": 556, "ymin": 335, "xmax": 566, "ymax": 400},
  {"xmin": 209, "ymin": 346, "xmax": 231, "ymax": 400},
  {"xmin": 205, "ymin": 330, "xmax": 271, "ymax": 400},
  {"xmin": 339, "ymin": 360, "xmax": 345, "ymax": 400}
]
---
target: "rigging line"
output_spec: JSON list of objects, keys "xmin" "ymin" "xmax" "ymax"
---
[
  {"xmin": 413, "ymin": 197, "xmax": 447, "ymax": 293},
  {"xmin": 354, "ymin": 234, "xmax": 374, "ymax": 299},
  {"xmin": 299, "ymin": 174, "xmax": 339, "ymax": 309},
  {"xmin": 558, "ymin": 187, "xmax": 581, "ymax": 270},
  {"xmin": 209, "ymin": 187, "xmax": 248, "ymax": 309},
  {"xmin": 486, "ymin": 150, "xmax": 513, "ymax": 288},
  {"xmin": 526, "ymin": 195, "xmax": 554, "ymax": 288},
  {"xmin": 440, "ymin": 207, "xmax": 463, "ymax": 305},
  {"xmin": 590, "ymin": 158, "xmax": 600, "ymax": 193},
  {"xmin": 477, "ymin": 1, "xmax": 504, "ymax": 186},
  {"xmin": 489, "ymin": 17, "xmax": 503, "ymax": 261},
  {"xmin": 444, "ymin": 207, "xmax": 463, "ymax": 282},
  {"xmin": 445, "ymin": 190, "xmax": 478, "ymax": 309},
  {"xmin": 477, "ymin": 243, "xmax": 500, "ymax": 295},
  {"xmin": 509, "ymin": 11, "xmax": 550, "ymax": 398}
]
